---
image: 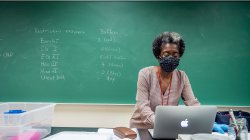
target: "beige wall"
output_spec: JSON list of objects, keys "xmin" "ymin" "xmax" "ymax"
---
[
  {"xmin": 53, "ymin": 104, "xmax": 135, "ymax": 128},
  {"xmin": 53, "ymin": 104, "xmax": 250, "ymax": 128}
]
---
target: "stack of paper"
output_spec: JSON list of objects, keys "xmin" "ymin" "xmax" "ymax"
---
[{"xmin": 178, "ymin": 133, "xmax": 234, "ymax": 140}]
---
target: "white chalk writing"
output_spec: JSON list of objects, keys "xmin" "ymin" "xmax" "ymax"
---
[
  {"xmin": 39, "ymin": 38, "xmax": 65, "ymax": 81},
  {"xmin": 34, "ymin": 28, "xmax": 85, "ymax": 35},
  {"xmin": 96, "ymin": 28, "xmax": 126, "ymax": 83},
  {"xmin": 0, "ymin": 51, "xmax": 14, "ymax": 58}
]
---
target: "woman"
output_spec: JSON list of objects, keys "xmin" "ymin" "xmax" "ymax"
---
[{"xmin": 129, "ymin": 32, "xmax": 200, "ymax": 129}]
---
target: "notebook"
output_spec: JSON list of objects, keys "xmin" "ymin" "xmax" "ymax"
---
[{"xmin": 148, "ymin": 106, "xmax": 217, "ymax": 139}]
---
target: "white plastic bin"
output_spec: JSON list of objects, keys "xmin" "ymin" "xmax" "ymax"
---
[{"xmin": 0, "ymin": 102, "xmax": 55, "ymax": 140}]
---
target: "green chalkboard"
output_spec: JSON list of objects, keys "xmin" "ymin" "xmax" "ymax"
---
[{"xmin": 0, "ymin": 2, "xmax": 249, "ymax": 105}]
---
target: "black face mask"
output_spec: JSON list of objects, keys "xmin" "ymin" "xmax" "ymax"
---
[{"xmin": 159, "ymin": 56, "xmax": 180, "ymax": 72}]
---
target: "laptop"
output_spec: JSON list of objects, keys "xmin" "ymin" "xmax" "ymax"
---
[{"xmin": 148, "ymin": 106, "xmax": 217, "ymax": 139}]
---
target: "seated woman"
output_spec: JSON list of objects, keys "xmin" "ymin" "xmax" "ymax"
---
[{"xmin": 129, "ymin": 32, "xmax": 227, "ymax": 133}]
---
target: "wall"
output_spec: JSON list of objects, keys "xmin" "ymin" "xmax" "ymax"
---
[
  {"xmin": 53, "ymin": 104, "xmax": 134, "ymax": 128},
  {"xmin": 52, "ymin": 104, "xmax": 250, "ymax": 128}
]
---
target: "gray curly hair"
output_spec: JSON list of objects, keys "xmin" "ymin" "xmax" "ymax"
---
[{"xmin": 152, "ymin": 32, "xmax": 185, "ymax": 59}]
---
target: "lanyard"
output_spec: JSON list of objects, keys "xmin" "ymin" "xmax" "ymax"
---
[{"xmin": 156, "ymin": 67, "xmax": 173, "ymax": 106}]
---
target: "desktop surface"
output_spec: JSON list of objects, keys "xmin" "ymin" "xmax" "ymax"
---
[
  {"xmin": 50, "ymin": 127, "xmax": 98, "ymax": 135},
  {"xmin": 50, "ymin": 127, "xmax": 159, "ymax": 140},
  {"xmin": 52, "ymin": 127, "xmax": 237, "ymax": 140},
  {"xmin": 137, "ymin": 129, "xmax": 175, "ymax": 140}
]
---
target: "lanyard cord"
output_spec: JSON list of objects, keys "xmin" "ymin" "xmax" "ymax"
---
[{"xmin": 156, "ymin": 67, "xmax": 173, "ymax": 106}]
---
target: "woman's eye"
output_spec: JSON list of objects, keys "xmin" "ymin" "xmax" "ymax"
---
[
  {"xmin": 162, "ymin": 53, "xmax": 169, "ymax": 57},
  {"xmin": 174, "ymin": 53, "xmax": 180, "ymax": 58}
]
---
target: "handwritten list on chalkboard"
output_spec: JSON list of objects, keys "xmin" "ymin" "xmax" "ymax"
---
[{"xmin": 35, "ymin": 28, "xmax": 127, "ymax": 82}]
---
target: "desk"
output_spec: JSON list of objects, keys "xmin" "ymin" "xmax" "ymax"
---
[
  {"xmin": 136, "ymin": 129, "xmax": 175, "ymax": 140},
  {"xmin": 50, "ymin": 127, "xmax": 174, "ymax": 140},
  {"xmin": 51, "ymin": 127, "xmax": 98, "ymax": 134},
  {"xmin": 50, "ymin": 128, "xmax": 250, "ymax": 140},
  {"xmin": 136, "ymin": 129, "xmax": 250, "ymax": 140}
]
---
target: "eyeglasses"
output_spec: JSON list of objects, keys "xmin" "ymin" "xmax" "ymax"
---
[{"xmin": 160, "ymin": 53, "xmax": 180, "ymax": 58}]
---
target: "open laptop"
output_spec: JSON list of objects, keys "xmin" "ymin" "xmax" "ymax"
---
[{"xmin": 148, "ymin": 106, "xmax": 217, "ymax": 139}]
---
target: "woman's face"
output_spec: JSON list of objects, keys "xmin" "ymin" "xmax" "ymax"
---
[{"xmin": 159, "ymin": 43, "xmax": 180, "ymax": 59}]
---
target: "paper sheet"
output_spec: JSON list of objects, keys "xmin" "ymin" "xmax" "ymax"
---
[
  {"xmin": 97, "ymin": 128, "xmax": 120, "ymax": 140},
  {"xmin": 43, "ymin": 131, "xmax": 112, "ymax": 140}
]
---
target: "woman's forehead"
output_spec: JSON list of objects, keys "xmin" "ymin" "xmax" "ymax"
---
[{"xmin": 161, "ymin": 43, "xmax": 179, "ymax": 51}]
